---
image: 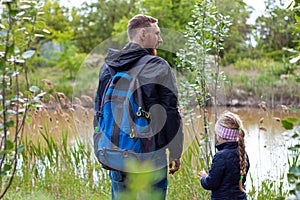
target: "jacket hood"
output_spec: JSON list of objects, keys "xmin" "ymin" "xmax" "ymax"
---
[{"xmin": 105, "ymin": 42, "xmax": 151, "ymax": 71}]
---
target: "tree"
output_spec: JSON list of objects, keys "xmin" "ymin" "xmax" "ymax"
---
[
  {"xmin": 55, "ymin": 41, "xmax": 85, "ymax": 79},
  {"xmin": 136, "ymin": 0, "xmax": 196, "ymax": 66},
  {"xmin": 176, "ymin": 0, "xmax": 231, "ymax": 166},
  {"xmin": 72, "ymin": 0, "xmax": 137, "ymax": 53},
  {"xmin": 0, "ymin": 0, "xmax": 45, "ymax": 198},
  {"xmin": 42, "ymin": 0, "xmax": 73, "ymax": 41},
  {"xmin": 253, "ymin": 0, "xmax": 299, "ymax": 61},
  {"xmin": 137, "ymin": 0, "xmax": 195, "ymax": 32},
  {"xmin": 215, "ymin": 0, "xmax": 252, "ymax": 65}
]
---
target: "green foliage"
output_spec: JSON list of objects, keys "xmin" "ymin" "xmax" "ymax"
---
[
  {"xmin": 280, "ymin": 1, "xmax": 300, "ymax": 193},
  {"xmin": 215, "ymin": 0, "xmax": 253, "ymax": 65},
  {"xmin": 54, "ymin": 41, "xmax": 86, "ymax": 79},
  {"xmin": 168, "ymin": 140, "xmax": 210, "ymax": 199},
  {"xmin": 110, "ymin": 0, "xmax": 196, "ymax": 67},
  {"xmin": 0, "ymin": 0, "xmax": 46, "ymax": 198},
  {"xmin": 287, "ymin": 136, "xmax": 300, "ymax": 199},
  {"xmin": 42, "ymin": 0, "xmax": 73, "ymax": 41},
  {"xmin": 72, "ymin": 0, "xmax": 137, "ymax": 53},
  {"xmin": 226, "ymin": 57, "xmax": 299, "ymax": 107},
  {"xmin": 115, "ymin": 162, "xmax": 164, "ymax": 200},
  {"xmin": 137, "ymin": 0, "xmax": 195, "ymax": 33},
  {"xmin": 17, "ymin": 128, "xmax": 110, "ymax": 200},
  {"xmin": 225, "ymin": 71, "xmax": 299, "ymax": 107},
  {"xmin": 3, "ymin": 191, "xmax": 55, "ymax": 200},
  {"xmin": 231, "ymin": 57, "xmax": 297, "ymax": 75},
  {"xmin": 176, "ymin": 0, "xmax": 231, "ymax": 164},
  {"xmin": 281, "ymin": 104, "xmax": 300, "ymax": 199},
  {"xmin": 247, "ymin": 174, "xmax": 287, "ymax": 200},
  {"xmin": 232, "ymin": 58, "xmax": 276, "ymax": 70},
  {"xmin": 254, "ymin": 0, "xmax": 298, "ymax": 60},
  {"xmin": 2, "ymin": 119, "xmax": 292, "ymax": 200}
]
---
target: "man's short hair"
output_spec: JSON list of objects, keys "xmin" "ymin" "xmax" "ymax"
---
[{"xmin": 127, "ymin": 14, "xmax": 158, "ymax": 41}]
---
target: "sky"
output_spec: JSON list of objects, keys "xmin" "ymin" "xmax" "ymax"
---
[
  {"xmin": 244, "ymin": 0, "xmax": 291, "ymax": 24},
  {"xmin": 59, "ymin": 0, "xmax": 292, "ymax": 25}
]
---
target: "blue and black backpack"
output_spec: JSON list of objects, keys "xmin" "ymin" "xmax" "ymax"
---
[{"xmin": 93, "ymin": 55, "xmax": 155, "ymax": 171}]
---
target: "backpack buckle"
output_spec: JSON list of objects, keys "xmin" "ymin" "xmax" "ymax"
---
[{"xmin": 136, "ymin": 107, "xmax": 150, "ymax": 119}]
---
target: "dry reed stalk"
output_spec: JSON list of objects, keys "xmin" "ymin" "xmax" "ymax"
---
[{"xmin": 42, "ymin": 79, "xmax": 54, "ymax": 89}]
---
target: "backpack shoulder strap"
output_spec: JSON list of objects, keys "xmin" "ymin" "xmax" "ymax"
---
[{"xmin": 98, "ymin": 54, "xmax": 154, "ymax": 112}]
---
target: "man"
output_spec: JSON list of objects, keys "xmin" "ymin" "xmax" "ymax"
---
[{"xmin": 94, "ymin": 14, "xmax": 183, "ymax": 199}]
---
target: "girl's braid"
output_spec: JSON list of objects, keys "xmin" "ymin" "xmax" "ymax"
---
[{"xmin": 238, "ymin": 127, "xmax": 246, "ymax": 193}]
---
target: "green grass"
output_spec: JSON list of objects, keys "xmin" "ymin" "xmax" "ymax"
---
[
  {"xmin": 1, "ymin": 90, "xmax": 292, "ymax": 199},
  {"xmin": 3, "ymin": 129, "xmax": 288, "ymax": 200}
]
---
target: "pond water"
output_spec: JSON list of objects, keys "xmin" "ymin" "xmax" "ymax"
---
[{"xmin": 185, "ymin": 106, "xmax": 298, "ymax": 190}]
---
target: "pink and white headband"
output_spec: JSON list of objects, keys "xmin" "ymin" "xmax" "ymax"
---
[{"xmin": 215, "ymin": 123, "xmax": 240, "ymax": 141}]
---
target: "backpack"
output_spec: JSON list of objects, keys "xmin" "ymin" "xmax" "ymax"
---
[{"xmin": 93, "ymin": 55, "xmax": 155, "ymax": 172}]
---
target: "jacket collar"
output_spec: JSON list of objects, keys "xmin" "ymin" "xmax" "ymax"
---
[
  {"xmin": 216, "ymin": 141, "xmax": 238, "ymax": 151},
  {"xmin": 105, "ymin": 42, "xmax": 150, "ymax": 71}
]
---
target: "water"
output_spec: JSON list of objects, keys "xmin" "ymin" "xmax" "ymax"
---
[
  {"xmin": 184, "ymin": 106, "xmax": 298, "ymax": 190},
  {"xmin": 29, "ymin": 105, "xmax": 298, "ymax": 190}
]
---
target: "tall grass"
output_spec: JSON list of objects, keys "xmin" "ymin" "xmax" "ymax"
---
[
  {"xmin": 9, "ymin": 130, "xmax": 111, "ymax": 200},
  {"xmin": 3, "ymin": 97, "xmax": 110, "ymax": 199},
  {"xmin": 1, "ymin": 94, "xmax": 292, "ymax": 199},
  {"xmin": 4, "ymin": 127, "xmax": 289, "ymax": 200},
  {"xmin": 168, "ymin": 140, "xmax": 210, "ymax": 199}
]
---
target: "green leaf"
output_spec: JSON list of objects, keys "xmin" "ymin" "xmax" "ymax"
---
[
  {"xmin": 9, "ymin": 9, "xmax": 19, "ymax": 17},
  {"xmin": 7, "ymin": 44, "xmax": 14, "ymax": 55},
  {"xmin": 281, "ymin": 119, "xmax": 294, "ymax": 130},
  {"xmin": 0, "ymin": 29, "xmax": 8, "ymax": 37},
  {"xmin": 2, "ymin": 0, "xmax": 15, "ymax": 3},
  {"xmin": 25, "ymin": 118, "xmax": 32, "ymax": 124},
  {"xmin": 0, "ymin": 60, "xmax": 5, "ymax": 71},
  {"xmin": 17, "ymin": 144, "xmax": 24, "ymax": 153},
  {"xmin": 24, "ymin": 91, "xmax": 31, "ymax": 95},
  {"xmin": 288, "ymin": 107, "xmax": 300, "ymax": 113},
  {"xmin": 4, "ymin": 120, "xmax": 14, "ymax": 128},
  {"xmin": 3, "ymin": 164, "xmax": 12, "ymax": 172},
  {"xmin": 292, "ymin": 133, "xmax": 300, "ymax": 139},
  {"xmin": 22, "ymin": 50, "xmax": 35, "ymax": 59},
  {"xmin": 289, "ymin": 166, "xmax": 300, "ymax": 175},
  {"xmin": 6, "ymin": 139, "xmax": 14, "ymax": 150},
  {"xmin": 285, "ymin": 117, "xmax": 299, "ymax": 123}
]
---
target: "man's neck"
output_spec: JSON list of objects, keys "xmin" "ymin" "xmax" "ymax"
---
[{"xmin": 130, "ymin": 41, "xmax": 144, "ymax": 48}]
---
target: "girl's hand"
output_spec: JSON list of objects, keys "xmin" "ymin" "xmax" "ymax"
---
[{"xmin": 198, "ymin": 171, "xmax": 207, "ymax": 180}]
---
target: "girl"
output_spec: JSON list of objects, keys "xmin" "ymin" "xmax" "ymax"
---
[{"xmin": 198, "ymin": 111, "xmax": 250, "ymax": 200}]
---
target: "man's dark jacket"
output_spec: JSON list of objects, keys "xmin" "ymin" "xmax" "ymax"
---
[
  {"xmin": 201, "ymin": 142, "xmax": 250, "ymax": 200},
  {"xmin": 94, "ymin": 42, "xmax": 183, "ymax": 159}
]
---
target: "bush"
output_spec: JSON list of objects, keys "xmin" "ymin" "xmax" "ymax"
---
[{"xmin": 231, "ymin": 57, "xmax": 297, "ymax": 75}]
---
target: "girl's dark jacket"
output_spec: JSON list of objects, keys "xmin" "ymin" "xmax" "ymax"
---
[
  {"xmin": 201, "ymin": 142, "xmax": 250, "ymax": 200},
  {"xmin": 94, "ymin": 42, "xmax": 183, "ymax": 160}
]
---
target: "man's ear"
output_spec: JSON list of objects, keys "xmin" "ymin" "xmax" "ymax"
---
[{"xmin": 138, "ymin": 28, "xmax": 146, "ymax": 40}]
